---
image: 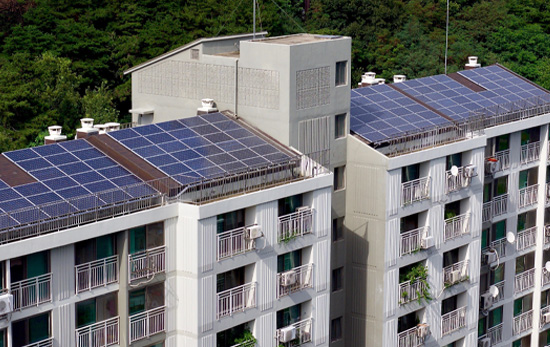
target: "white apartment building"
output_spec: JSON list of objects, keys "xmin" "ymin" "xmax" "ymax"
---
[{"xmin": 0, "ymin": 112, "xmax": 333, "ymax": 347}]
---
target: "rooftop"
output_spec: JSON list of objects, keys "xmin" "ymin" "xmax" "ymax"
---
[{"xmin": 251, "ymin": 33, "xmax": 345, "ymax": 45}]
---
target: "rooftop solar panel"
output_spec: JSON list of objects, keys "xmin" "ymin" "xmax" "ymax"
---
[{"xmin": 4, "ymin": 148, "xmax": 39, "ymax": 162}]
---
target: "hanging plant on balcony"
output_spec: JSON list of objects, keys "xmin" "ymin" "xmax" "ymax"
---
[
  {"xmin": 403, "ymin": 264, "xmax": 432, "ymax": 304},
  {"xmin": 234, "ymin": 329, "xmax": 257, "ymax": 346}
]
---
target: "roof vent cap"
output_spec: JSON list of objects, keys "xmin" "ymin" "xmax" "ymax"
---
[
  {"xmin": 94, "ymin": 124, "xmax": 107, "ymax": 134},
  {"xmin": 359, "ymin": 72, "xmax": 385, "ymax": 87},
  {"xmin": 45, "ymin": 125, "xmax": 67, "ymax": 144},
  {"xmin": 48, "ymin": 125, "xmax": 62, "ymax": 136},
  {"xmin": 105, "ymin": 122, "xmax": 121, "ymax": 132},
  {"xmin": 465, "ymin": 56, "xmax": 481, "ymax": 69},
  {"xmin": 80, "ymin": 118, "xmax": 94, "ymax": 129},
  {"xmin": 393, "ymin": 75, "xmax": 407, "ymax": 83},
  {"xmin": 197, "ymin": 98, "xmax": 218, "ymax": 115}
]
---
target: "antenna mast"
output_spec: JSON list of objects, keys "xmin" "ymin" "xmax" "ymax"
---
[{"xmin": 445, "ymin": 0, "xmax": 449, "ymax": 74}]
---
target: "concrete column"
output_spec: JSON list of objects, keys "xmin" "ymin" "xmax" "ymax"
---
[{"xmin": 118, "ymin": 230, "xmax": 129, "ymax": 347}]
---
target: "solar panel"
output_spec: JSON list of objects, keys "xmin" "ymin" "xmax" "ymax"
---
[
  {"xmin": 0, "ymin": 198, "xmax": 32, "ymax": 212},
  {"xmin": 85, "ymin": 157, "xmax": 118, "ymax": 170},
  {"xmin": 134, "ymin": 145, "xmax": 165, "ymax": 158},
  {"xmin": 98, "ymin": 166, "xmax": 131, "ymax": 179},
  {"xmin": 85, "ymin": 180, "xmax": 116, "ymax": 193},
  {"xmin": 44, "ymin": 177, "xmax": 79, "ymax": 190},
  {"xmin": 58, "ymin": 162, "xmax": 92, "ymax": 175},
  {"xmin": 0, "ymin": 188, "xmax": 22, "ymax": 201},
  {"xmin": 18, "ymin": 157, "xmax": 51, "ymax": 171},
  {"xmin": 14, "ymin": 182, "xmax": 50, "ymax": 196},
  {"xmin": 27, "ymin": 192, "xmax": 62, "ymax": 205},
  {"xmin": 72, "ymin": 148, "xmax": 105, "ymax": 161},
  {"xmin": 158, "ymin": 141, "xmax": 188, "ymax": 153},
  {"xmin": 133, "ymin": 124, "xmax": 163, "ymax": 136},
  {"xmin": 57, "ymin": 186, "xmax": 91, "ymax": 199},
  {"xmin": 59, "ymin": 139, "xmax": 92, "ymax": 151},
  {"xmin": 46, "ymin": 152, "xmax": 80, "ymax": 166},
  {"xmin": 4, "ymin": 148, "xmax": 39, "ymax": 162},
  {"xmin": 72, "ymin": 171, "xmax": 105, "ymax": 185},
  {"xmin": 32, "ymin": 144, "xmax": 67, "ymax": 157}
]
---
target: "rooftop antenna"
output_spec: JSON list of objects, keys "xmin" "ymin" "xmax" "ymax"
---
[
  {"xmin": 445, "ymin": 0, "xmax": 449, "ymax": 74},
  {"xmin": 253, "ymin": 0, "xmax": 256, "ymax": 39}
]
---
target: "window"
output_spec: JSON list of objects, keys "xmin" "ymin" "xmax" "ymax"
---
[
  {"xmin": 334, "ymin": 166, "xmax": 345, "ymax": 190},
  {"xmin": 76, "ymin": 293, "xmax": 117, "ymax": 328},
  {"xmin": 332, "ymin": 267, "xmax": 343, "ymax": 292},
  {"xmin": 332, "ymin": 217, "xmax": 344, "ymax": 242},
  {"xmin": 217, "ymin": 267, "xmax": 245, "ymax": 293},
  {"xmin": 129, "ymin": 222, "xmax": 164, "ymax": 254},
  {"xmin": 335, "ymin": 114, "xmax": 346, "ymax": 139},
  {"xmin": 335, "ymin": 61, "xmax": 347, "ymax": 86},
  {"xmin": 331, "ymin": 317, "xmax": 342, "ymax": 342},
  {"xmin": 217, "ymin": 210, "xmax": 245, "ymax": 234},
  {"xmin": 75, "ymin": 235, "xmax": 116, "ymax": 265},
  {"xmin": 277, "ymin": 303, "xmax": 301, "ymax": 328},
  {"xmin": 217, "ymin": 323, "xmax": 248, "ymax": 347},
  {"xmin": 278, "ymin": 194, "xmax": 303, "ymax": 216},
  {"xmin": 12, "ymin": 312, "xmax": 50, "ymax": 347},
  {"xmin": 0, "ymin": 330, "xmax": 5, "ymax": 347},
  {"xmin": 129, "ymin": 283, "xmax": 164, "ymax": 315},
  {"xmin": 446, "ymin": 153, "xmax": 462, "ymax": 170},
  {"xmin": 191, "ymin": 49, "xmax": 199, "ymax": 60},
  {"xmin": 441, "ymin": 296, "xmax": 457, "ymax": 315},
  {"xmin": 10, "ymin": 251, "xmax": 49, "ymax": 283},
  {"xmin": 278, "ymin": 250, "xmax": 301, "ymax": 273},
  {"xmin": 402, "ymin": 164, "xmax": 420, "ymax": 183}
]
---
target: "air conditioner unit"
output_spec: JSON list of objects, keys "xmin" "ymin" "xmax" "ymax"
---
[
  {"xmin": 420, "ymin": 235, "xmax": 434, "ymax": 249},
  {"xmin": 296, "ymin": 206, "xmax": 310, "ymax": 213},
  {"xmin": 484, "ymin": 249, "xmax": 497, "ymax": 265},
  {"xmin": 281, "ymin": 270, "xmax": 297, "ymax": 286},
  {"xmin": 450, "ymin": 270, "xmax": 461, "ymax": 283},
  {"xmin": 544, "ymin": 312, "xmax": 550, "ymax": 325},
  {"xmin": 481, "ymin": 293, "xmax": 494, "ymax": 310},
  {"xmin": 479, "ymin": 337, "xmax": 491, "ymax": 347},
  {"xmin": 245, "ymin": 225, "xmax": 263, "ymax": 240},
  {"xmin": 279, "ymin": 325, "xmax": 297, "ymax": 343},
  {"xmin": 464, "ymin": 165, "xmax": 477, "ymax": 178},
  {"xmin": 0, "ymin": 294, "xmax": 13, "ymax": 315},
  {"xmin": 486, "ymin": 160, "xmax": 500, "ymax": 174},
  {"xmin": 416, "ymin": 323, "xmax": 430, "ymax": 338}
]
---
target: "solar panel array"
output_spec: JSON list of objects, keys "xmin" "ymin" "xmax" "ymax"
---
[
  {"xmin": 109, "ymin": 112, "xmax": 293, "ymax": 185},
  {"xmin": 351, "ymin": 65, "xmax": 550, "ymax": 143},
  {"xmin": 350, "ymin": 84, "xmax": 453, "ymax": 143},
  {"xmin": 2, "ymin": 140, "xmax": 152, "ymax": 225}
]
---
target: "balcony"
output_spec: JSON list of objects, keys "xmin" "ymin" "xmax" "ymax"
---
[
  {"xmin": 513, "ymin": 310, "xmax": 533, "ymax": 335},
  {"xmin": 401, "ymin": 177, "xmax": 430, "ymax": 206},
  {"xmin": 232, "ymin": 340, "xmax": 257, "ymax": 347},
  {"xmin": 12, "ymin": 273, "xmax": 52, "ymax": 310},
  {"xmin": 276, "ymin": 318, "xmax": 312, "ymax": 346},
  {"xmin": 546, "ymin": 184, "xmax": 550, "ymax": 205},
  {"xmin": 22, "ymin": 338, "xmax": 54, "ymax": 347},
  {"xmin": 276, "ymin": 264, "xmax": 313, "ymax": 298},
  {"xmin": 482, "ymin": 194, "xmax": 508, "ymax": 223},
  {"xmin": 444, "ymin": 213, "xmax": 470, "ymax": 242},
  {"xmin": 541, "ymin": 306, "xmax": 550, "ymax": 328},
  {"xmin": 515, "ymin": 268, "xmax": 535, "ymax": 294},
  {"xmin": 400, "ymin": 226, "xmax": 431, "ymax": 256},
  {"xmin": 76, "ymin": 317, "xmax": 119, "ymax": 347},
  {"xmin": 546, "ymin": 225, "xmax": 550, "ymax": 247},
  {"xmin": 479, "ymin": 323, "xmax": 503, "ymax": 346},
  {"xmin": 397, "ymin": 325, "xmax": 427, "ymax": 347},
  {"xmin": 399, "ymin": 279, "xmax": 427, "ymax": 305},
  {"xmin": 441, "ymin": 306, "xmax": 466, "ymax": 336},
  {"xmin": 518, "ymin": 184, "xmax": 538, "ymax": 209},
  {"xmin": 516, "ymin": 226, "xmax": 537, "ymax": 252},
  {"xmin": 75, "ymin": 255, "xmax": 118, "ymax": 293},
  {"xmin": 217, "ymin": 282, "xmax": 257, "ymax": 319},
  {"xmin": 520, "ymin": 141, "xmax": 540, "ymax": 165},
  {"xmin": 543, "ymin": 269, "xmax": 550, "ymax": 287},
  {"xmin": 446, "ymin": 167, "xmax": 469, "ymax": 193},
  {"xmin": 128, "ymin": 245, "xmax": 165, "ymax": 283},
  {"xmin": 217, "ymin": 226, "xmax": 255, "ymax": 261},
  {"xmin": 443, "ymin": 260, "xmax": 469, "ymax": 287},
  {"xmin": 129, "ymin": 306, "xmax": 166, "ymax": 343},
  {"xmin": 493, "ymin": 281, "xmax": 505, "ymax": 304},
  {"xmin": 277, "ymin": 207, "xmax": 313, "ymax": 243}
]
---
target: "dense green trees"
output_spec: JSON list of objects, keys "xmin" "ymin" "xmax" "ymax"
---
[{"xmin": 0, "ymin": 0, "xmax": 549, "ymax": 151}]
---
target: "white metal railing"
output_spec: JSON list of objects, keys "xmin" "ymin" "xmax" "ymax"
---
[
  {"xmin": 494, "ymin": 150, "xmax": 511, "ymax": 171},
  {"xmin": 11, "ymin": 273, "xmax": 52, "ymax": 310},
  {"xmin": 543, "ymin": 269, "xmax": 550, "ymax": 287},
  {"xmin": 217, "ymin": 282, "xmax": 257, "ymax": 319},
  {"xmin": 518, "ymin": 184, "xmax": 539, "ymax": 209},
  {"xmin": 277, "ymin": 264, "xmax": 313, "ymax": 298},
  {"xmin": 485, "ymin": 323, "xmax": 503, "ymax": 345},
  {"xmin": 516, "ymin": 226, "xmax": 538, "ymax": 251},
  {"xmin": 400, "ymin": 226, "xmax": 430, "ymax": 256},
  {"xmin": 443, "ymin": 260, "xmax": 469, "ymax": 287},
  {"xmin": 441, "ymin": 306, "xmax": 466, "ymax": 336},
  {"xmin": 217, "ymin": 226, "xmax": 255, "ymax": 261},
  {"xmin": 446, "ymin": 167, "xmax": 468, "ymax": 193},
  {"xmin": 128, "ymin": 245, "xmax": 165, "ymax": 283},
  {"xmin": 277, "ymin": 318, "xmax": 312, "ymax": 346},
  {"xmin": 397, "ymin": 326, "xmax": 424, "ymax": 347},
  {"xmin": 493, "ymin": 281, "xmax": 505, "ymax": 303},
  {"xmin": 545, "ymin": 225, "xmax": 550, "ymax": 247},
  {"xmin": 230, "ymin": 339, "xmax": 257, "ymax": 347},
  {"xmin": 277, "ymin": 208, "xmax": 313, "ymax": 242},
  {"xmin": 520, "ymin": 141, "xmax": 540, "ymax": 164},
  {"xmin": 444, "ymin": 213, "xmax": 470, "ymax": 242},
  {"xmin": 513, "ymin": 310, "xmax": 533, "ymax": 335},
  {"xmin": 491, "ymin": 238, "xmax": 507, "ymax": 258},
  {"xmin": 129, "ymin": 306, "xmax": 165, "ymax": 343},
  {"xmin": 401, "ymin": 177, "xmax": 431, "ymax": 206},
  {"xmin": 483, "ymin": 195, "xmax": 508, "ymax": 222},
  {"xmin": 541, "ymin": 306, "xmax": 550, "ymax": 328},
  {"xmin": 75, "ymin": 255, "xmax": 118, "ymax": 293},
  {"xmin": 515, "ymin": 268, "xmax": 535, "ymax": 293},
  {"xmin": 76, "ymin": 316, "xmax": 119, "ymax": 347},
  {"xmin": 546, "ymin": 183, "xmax": 550, "ymax": 205},
  {"xmin": 22, "ymin": 337, "xmax": 54, "ymax": 347},
  {"xmin": 482, "ymin": 202, "xmax": 491, "ymax": 223},
  {"xmin": 399, "ymin": 279, "xmax": 426, "ymax": 305}
]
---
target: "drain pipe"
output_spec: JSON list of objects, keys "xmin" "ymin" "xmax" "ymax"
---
[{"xmin": 235, "ymin": 58, "xmax": 239, "ymax": 117}]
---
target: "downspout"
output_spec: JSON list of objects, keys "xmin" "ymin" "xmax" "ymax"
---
[{"xmin": 235, "ymin": 58, "xmax": 239, "ymax": 116}]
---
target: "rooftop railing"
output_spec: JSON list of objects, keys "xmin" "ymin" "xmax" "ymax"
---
[
  {"xmin": 12, "ymin": 273, "xmax": 52, "ymax": 310},
  {"xmin": 400, "ymin": 226, "xmax": 430, "ymax": 256},
  {"xmin": 401, "ymin": 177, "xmax": 430, "ymax": 206},
  {"xmin": 75, "ymin": 255, "xmax": 118, "ymax": 293},
  {"xmin": 513, "ymin": 310, "xmax": 533, "ymax": 335},
  {"xmin": 75, "ymin": 316, "xmax": 119, "ymax": 347},
  {"xmin": 276, "ymin": 264, "xmax": 313, "ymax": 298},
  {"xmin": 441, "ymin": 306, "xmax": 466, "ymax": 336},
  {"xmin": 444, "ymin": 213, "xmax": 470, "ymax": 242},
  {"xmin": 515, "ymin": 268, "xmax": 535, "ymax": 294},
  {"xmin": 129, "ymin": 306, "xmax": 165, "ymax": 343},
  {"xmin": 518, "ymin": 184, "xmax": 538, "ymax": 209}
]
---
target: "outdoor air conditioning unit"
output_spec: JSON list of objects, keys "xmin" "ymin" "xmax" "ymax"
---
[
  {"xmin": 416, "ymin": 324, "xmax": 430, "ymax": 339},
  {"xmin": 296, "ymin": 206, "xmax": 310, "ymax": 213},
  {"xmin": 245, "ymin": 225, "xmax": 263, "ymax": 240},
  {"xmin": 420, "ymin": 235, "xmax": 434, "ymax": 249},
  {"xmin": 464, "ymin": 165, "xmax": 477, "ymax": 178},
  {"xmin": 481, "ymin": 293, "xmax": 494, "ymax": 310},
  {"xmin": 0, "ymin": 294, "xmax": 13, "ymax": 315},
  {"xmin": 479, "ymin": 337, "xmax": 491, "ymax": 347},
  {"xmin": 486, "ymin": 159, "xmax": 500, "ymax": 174},
  {"xmin": 279, "ymin": 326, "xmax": 297, "ymax": 343},
  {"xmin": 544, "ymin": 312, "xmax": 550, "ymax": 325},
  {"xmin": 484, "ymin": 249, "xmax": 498, "ymax": 265},
  {"xmin": 281, "ymin": 270, "xmax": 297, "ymax": 286},
  {"xmin": 450, "ymin": 270, "xmax": 461, "ymax": 283}
]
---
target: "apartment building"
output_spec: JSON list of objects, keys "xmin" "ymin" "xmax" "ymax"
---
[{"xmin": 0, "ymin": 112, "xmax": 332, "ymax": 347}]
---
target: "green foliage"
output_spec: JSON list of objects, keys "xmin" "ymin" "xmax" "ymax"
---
[
  {"xmin": 234, "ymin": 329, "xmax": 257, "ymax": 344},
  {"xmin": 400, "ymin": 263, "xmax": 432, "ymax": 304},
  {"xmin": 82, "ymin": 82, "xmax": 120, "ymax": 125}
]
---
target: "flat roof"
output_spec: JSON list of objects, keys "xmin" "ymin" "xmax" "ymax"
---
[{"xmin": 251, "ymin": 33, "xmax": 345, "ymax": 45}]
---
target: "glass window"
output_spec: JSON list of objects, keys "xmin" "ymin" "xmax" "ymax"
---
[
  {"xmin": 495, "ymin": 134, "xmax": 509, "ymax": 151},
  {"xmin": 494, "ymin": 176, "xmax": 508, "ymax": 196},
  {"xmin": 492, "ymin": 265, "xmax": 505, "ymax": 284},
  {"xmin": 441, "ymin": 296, "xmax": 457, "ymax": 315},
  {"xmin": 12, "ymin": 312, "xmax": 50, "ymax": 347},
  {"xmin": 217, "ymin": 268, "xmax": 245, "ymax": 293},
  {"xmin": 446, "ymin": 153, "xmax": 462, "ymax": 170},
  {"xmin": 519, "ymin": 170, "xmax": 529, "ymax": 189},
  {"xmin": 332, "ymin": 267, "xmax": 343, "ymax": 292},
  {"xmin": 11, "ymin": 251, "xmax": 49, "ymax": 283},
  {"xmin": 76, "ymin": 299, "xmax": 97, "ymax": 328},
  {"xmin": 489, "ymin": 306, "xmax": 503, "ymax": 327},
  {"xmin": 335, "ymin": 61, "xmax": 347, "ymax": 86},
  {"xmin": 332, "ymin": 217, "xmax": 344, "ymax": 242},
  {"xmin": 278, "ymin": 250, "xmax": 301, "ymax": 273},
  {"xmin": 478, "ymin": 316, "xmax": 486, "ymax": 336},
  {"xmin": 335, "ymin": 114, "xmax": 346, "ymax": 139},
  {"xmin": 334, "ymin": 166, "xmax": 345, "ymax": 190},
  {"xmin": 402, "ymin": 164, "xmax": 420, "ymax": 183},
  {"xmin": 217, "ymin": 210, "xmax": 245, "ymax": 234},
  {"xmin": 331, "ymin": 317, "xmax": 342, "ymax": 342},
  {"xmin": 129, "ymin": 289, "xmax": 146, "ymax": 315},
  {"xmin": 277, "ymin": 303, "xmax": 301, "ymax": 328},
  {"xmin": 0, "ymin": 330, "xmax": 5, "ymax": 347},
  {"xmin": 278, "ymin": 195, "xmax": 303, "ymax": 216},
  {"xmin": 129, "ymin": 227, "xmax": 146, "ymax": 254},
  {"xmin": 481, "ymin": 228, "xmax": 489, "ymax": 249},
  {"xmin": 492, "ymin": 220, "xmax": 506, "ymax": 241}
]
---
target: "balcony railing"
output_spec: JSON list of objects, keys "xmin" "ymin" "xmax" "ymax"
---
[
  {"xmin": 401, "ymin": 177, "xmax": 430, "ymax": 206},
  {"xmin": 444, "ymin": 213, "xmax": 470, "ymax": 242},
  {"xmin": 441, "ymin": 306, "xmax": 466, "ymax": 336},
  {"xmin": 400, "ymin": 226, "xmax": 430, "ymax": 256},
  {"xmin": 276, "ymin": 318, "xmax": 312, "ymax": 346},
  {"xmin": 128, "ymin": 245, "xmax": 165, "ymax": 283},
  {"xmin": 129, "ymin": 306, "xmax": 166, "ymax": 343},
  {"xmin": 546, "ymin": 183, "xmax": 550, "ymax": 205},
  {"xmin": 217, "ymin": 282, "xmax": 257, "ymax": 319},
  {"xmin": 443, "ymin": 260, "xmax": 469, "ymax": 287},
  {"xmin": 513, "ymin": 310, "xmax": 533, "ymax": 335},
  {"xmin": 76, "ymin": 316, "xmax": 119, "ymax": 347},
  {"xmin": 22, "ymin": 338, "xmax": 54, "ymax": 347},
  {"xmin": 12, "ymin": 273, "xmax": 52, "ymax": 310},
  {"xmin": 217, "ymin": 226, "xmax": 255, "ymax": 261},
  {"xmin": 546, "ymin": 225, "xmax": 550, "ymax": 247},
  {"xmin": 277, "ymin": 264, "xmax": 313, "ymax": 298},
  {"xmin": 515, "ymin": 268, "xmax": 535, "ymax": 294},
  {"xmin": 482, "ymin": 239, "xmax": 506, "ymax": 266},
  {"xmin": 446, "ymin": 167, "xmax": 469, "ymax": 193},
  {"xmin": 397, "ymin": 326, "xmax": 425, "ymax": 347},
  {"xmin": 516, "ymin": 226, "xmax": 537, "ymax": 252},
  {"xmin": 482, "ymin": 194, "xmax": 508, "ymax": 223},
  {"xmin": 399, "ymin": 279, "xmax": 426, "ymax": 305},
  {"xmin": 494, "ymin": 150, "xmax": 511, "ymax": 171},
  {"xmin": 277, "ymin": 207, "xmax": 313, "ymax": 242},
  {"xmin": 493, "ymin": 281, "xmax": 505, "ymax": 303},
  {"xmin": 75, "ymin": 255, "xmax": 118, "ymax": 293},
  {"xmin": 231, "ymin": 340, "xmax": 257, "ymax": 347},
  {"xmin": 541, "ymin": 306, "xmax": 550, "ymax": 328},
  {"xmin": 518, "ymin": 184, "xmax": 539, "ymax": 209},
  {"xmin": 543, "ymin": 269, "xmax": 550, "ymax": 287},
  {"xmin": 479, "ymin": 323, "xmax": 503, "ymax": 346},
  {"xmin": 520, "ymin": 141, "xmax": 540, "ymax": 165}
]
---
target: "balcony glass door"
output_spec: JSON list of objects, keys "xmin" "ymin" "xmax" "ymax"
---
[{"xmin": 277, "ymin": 303, "xmax": 301, "ymax": 329}]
